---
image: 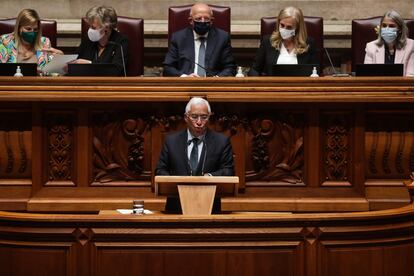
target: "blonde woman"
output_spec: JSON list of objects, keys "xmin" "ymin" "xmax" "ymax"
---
[
  {"xmin": 0, "ymin": 9, "xmax": 62, "ymax": 70},
  {"xmin": 249, "ymin": 6, "xmax": 319, "ymax": 76}
]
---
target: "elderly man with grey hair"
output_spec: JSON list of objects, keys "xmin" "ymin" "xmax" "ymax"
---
[
  {"xmin": 156, "ymin": 97, "xmax": 234, "ymax": 177},
  {"xmin": 163, "ymin": 2, "xmax": 236, "ymax": 77},
  {"xmin": 155, "ymin": 97, "xmax": 234, "ymax": 213}
]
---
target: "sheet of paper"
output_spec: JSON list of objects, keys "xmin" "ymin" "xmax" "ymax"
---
[
  {"xmin": 116, "ymin": 209, "xmax": 154, "ymax": 215},
  {"xmin": 42, "ymin": 54, "xmax": 78, "ymax": 75}
]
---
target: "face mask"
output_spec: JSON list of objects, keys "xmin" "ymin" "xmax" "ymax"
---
[
  {"xmin": 279, "ymin": 27, "xmax": 295, "ymax": 40},
  {"xmin": 21, "ymin": 31, "xmax": 38, "ymax": 44},
  {"xmin": 88, "ymin": 28, "xmax": 104, "ymax": 42},
  {"xmin": 381, "ymin": 27, "xmax": 398, "ymax": 44},
  {"xmin": 193, "ymin": 21, "xmax": 211, "ymax": 36}
]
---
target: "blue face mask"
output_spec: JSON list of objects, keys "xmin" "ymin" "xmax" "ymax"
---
[
  {"xmin": 193, "ymin": 21, "xmax": 211, "ymax": 36},
  {"xmin": 381, "ymin": 27, "xmax": 398, "ymax": 44}
]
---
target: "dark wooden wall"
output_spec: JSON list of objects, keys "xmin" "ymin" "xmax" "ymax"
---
[
  {"xmin": 1, "ymin": 206, "xmax": 414, "ymax": 276},
  {"xmin": 0, "ymin": 76, "xmax": 413, "ymax": 212}
]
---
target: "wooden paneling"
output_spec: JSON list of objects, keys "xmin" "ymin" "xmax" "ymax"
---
[
  {"xmin": 1, "ymin": 205, "xmax": 414, "ymax": 275},
  {"xmin": 95, "ymin": 247, "xmax": 301, "ymax": 276},
  {"xmin": 0, "ymin": 242, "xmax": 75, "ymax": 276},
  {"xmin": 0, "ymin": 77, "xmax": 413, "ymax": 212}
]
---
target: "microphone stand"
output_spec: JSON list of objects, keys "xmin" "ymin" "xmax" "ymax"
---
[{"xmin": 107, "ymin": 41, "xmax": 127, "ymax": 77}]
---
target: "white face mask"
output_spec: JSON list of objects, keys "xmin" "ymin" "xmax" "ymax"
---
[
  {"xmin": 87, "ymin": 28, "xmax": 104, "ymax": 42},
  {"xmin": 279, "ymin": 27, "xmax": 295, "ymax": 40}
]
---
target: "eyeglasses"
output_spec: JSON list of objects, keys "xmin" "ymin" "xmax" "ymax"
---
[{"xmin": 187, "ymin": 113, "xmax": 210, "ymax": 121}]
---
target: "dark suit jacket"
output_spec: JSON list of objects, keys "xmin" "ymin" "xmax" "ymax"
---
[
  {"xmin": 163, "ymin": 27, "xmax": 236, "ymax": 77},
  {"xmin": 248, "ymin": 36, "xmax": 319, "ymax": 76},
  {"xmin": 77, "ymin": 30, "xmax": 128, "ymax": 76},
  {"xmin": 155, "ymin": 128, "xmax": 234, "ymax": 176}
]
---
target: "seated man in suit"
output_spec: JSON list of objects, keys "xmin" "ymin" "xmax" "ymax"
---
[
  {"xmin": 163, "ymin": 2, "xmax": 236, "ymax": 77},
  {"xmin": 155, "ymin": 97, "xmax": 235, "ymax": 212}
]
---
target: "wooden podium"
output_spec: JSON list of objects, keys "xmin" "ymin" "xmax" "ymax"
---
[{"xmin": 154, "ymin": 176, "xmax": 239, "ymax": 215}]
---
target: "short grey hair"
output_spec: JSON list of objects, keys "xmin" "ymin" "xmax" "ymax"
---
[
  {"xmin": 86, "ymin": 6, "xmax": 118, "ymax": 30},
  {"xmin": 185, "ymin": 97, "xmax": 211, "ymax": 114},
  {"xmin": 376, "ymin": 9, "xmax": 408, "ymax": 49}
]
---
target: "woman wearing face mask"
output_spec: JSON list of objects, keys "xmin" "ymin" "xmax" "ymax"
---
[
  {"xmin": 364, "ymin": 9, "xmax": 414, "ymax": 76},
  {"xmin": 74, "ymin": 6, "xmax": 128, "ymax": 76},
  {"xmin": 0, "ymin": 9, "xmax": 62, "ymax": 69},
  {"xmin": 248, "ymin": 6, "xmax": 319, "ymax": 76}
]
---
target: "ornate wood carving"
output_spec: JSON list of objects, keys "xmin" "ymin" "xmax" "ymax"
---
[
  {"xmin": 245, "ymin": 114, "xmax": 304, "ymax": 184},
  {"xmin": 322, "ymin": 114, "xmax": 350, "ymax": 182},
  {"xmin": 47, "ymin": 113, "xmax": 73, "ymax": 182},
  {"xmin": 366, "ymin": 113, "xmax": 414, "ymax": 179},
  {"xmin": 0, "ymin": 112, "xmax": 31, "ymax": 179},
  {"xmin": 93, "ymin": 112, "xmax": 182, "ymax": 183}
]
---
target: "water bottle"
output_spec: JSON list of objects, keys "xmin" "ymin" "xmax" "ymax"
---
[
  {"xmin": 235, "ymin": 66, "xmax": 244, "ymax": 77},
  {"xmin": 14, "ymin": 66, "xmax": 23, "ymax": 77},
  {"xmin": 310, "ymin": 66, "xmax": 319, "ymax": 77}
]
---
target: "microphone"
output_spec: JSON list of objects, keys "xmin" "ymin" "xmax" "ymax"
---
[
  {"xmin": 107, "ymin": 41, "xmax": 127, "ymax": 77},
  {"xmin": 180, "ymin": 56, "xmax": 216, "ymax": 77},
  {"xmin": 324, "ymin": 48, "xmax": 350, "ymax": 77}
]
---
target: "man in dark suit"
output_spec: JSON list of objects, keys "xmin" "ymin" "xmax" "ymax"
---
[
  {"xmin": 163, "ymin": 2, "xmax": 236, "ymax": 77},
  {"xmin": 155, "ymin": 97, "xmax": 235, "ymax": 213},
  {"xmin": 156, "ymin": 97, "xmax": 234, "ymax": 176}
]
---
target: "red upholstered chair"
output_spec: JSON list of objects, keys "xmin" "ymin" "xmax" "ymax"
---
[
  {"xmin": 81, "ymin": 16, "xmax": 144, "ymax": 76},
  {"xmin": 168, "ymin": 4, "xmax": 230, "ymax": 43},
  {"xmin": 351, "ymin": 17, "xmax": 414, "ymax": 70},
  {"xmin": 0, "ymin": 18, "xmax": 57, "ymax": 48},
  {"xmin": 260, "ymin": 16, "xmax": 324, "ymax": 67}
]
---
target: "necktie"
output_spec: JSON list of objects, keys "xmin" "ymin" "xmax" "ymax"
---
[
  {"xmin": 189, "ymin": 138, "xmax": 199, "ymax": 174},
  {"xmin": 197, "ymin": 37, "xmax": 206, "ymax": 77}
]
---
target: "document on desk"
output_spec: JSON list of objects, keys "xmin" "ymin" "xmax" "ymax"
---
[{"xmin": 42, "ymin": 54, "xmax": 78, "ymax": 75}]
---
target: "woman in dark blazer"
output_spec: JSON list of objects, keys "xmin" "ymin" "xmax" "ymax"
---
[
  {"xmin": 249, "ymin": 6, "xmax": 319, "ymax": 76},
  {"xmin": 74, "ymin": 6, "xmax": 128, "ymax": 76}
]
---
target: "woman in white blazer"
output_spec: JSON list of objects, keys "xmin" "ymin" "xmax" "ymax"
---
[{"xmin": 364, "ymin": 9, "xmax": 414, "ymax": 76}]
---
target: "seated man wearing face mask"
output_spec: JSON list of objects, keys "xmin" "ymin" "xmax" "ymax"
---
[
  {"xmin": 73, "ymin": 5, "xmax": 128, "ymax": 76},
  {"xmin": 248, "ymin": 6, "xmax": 319, "ymax": 76},
  {"xmin": 163, "ymin": 2, "xmax": 236, "ymax": 77}
]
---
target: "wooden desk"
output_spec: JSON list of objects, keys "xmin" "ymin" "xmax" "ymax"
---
[
  {"xmin": 0, "ymin": 76, "xmax": 413, "ymax": 212},
  {"xmin": 1, "ymin": 205, "xmax": 414, "ymax": 276}
]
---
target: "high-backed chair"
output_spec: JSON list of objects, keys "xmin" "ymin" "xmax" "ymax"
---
[
  {"xmin": 352, "ymin": 17, "xmax": 414, "ymax": 70},
  {"xmin": 81, "ymin": 16, "xmax": 144, "ymax": 76},
  {"xmin": 0, "ymin": 18, "xmax": 57, "ymax": 48},
  {"xmin": 260, "ymin": 16, "xmax": 324, "ymax": 67},
  {"xmin": 168, "ymin": 4, "xmax": 230, "ymax": 43}
]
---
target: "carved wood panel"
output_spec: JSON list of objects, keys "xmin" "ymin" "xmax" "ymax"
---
[
  {"xmin": 45, "ymin": 111, "xmax": 75, "ymax": 185},
  {"xmin": 0, "ymin": 112, "xmax": 31, "ymax": 180},
  {"xmin": 366, "ymin": 113, "xmax": 414, "ymax": 179},
  {"xmin": 91, "ymin": 109, "xmax": 305, "ymax": 188},
  {"xmin": 243, "ymin": 112, "xmax": 305, "ymax": 186},
  {"xmin": 321, "ymin": 111, "xmax": 352, "ymax": 185},
  {"xmin": 92, "ymin": 111, "xmax": 183, "ymax": 184}
]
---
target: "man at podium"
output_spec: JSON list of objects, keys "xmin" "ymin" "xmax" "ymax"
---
[{"xmin": 155, "ymin": 97, "xmax": 235, "ymax": 212}]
